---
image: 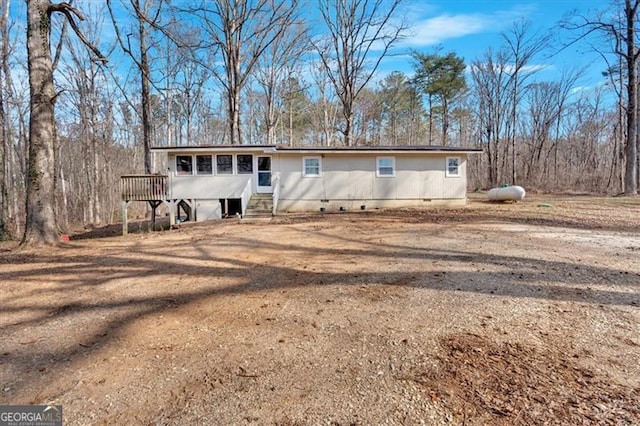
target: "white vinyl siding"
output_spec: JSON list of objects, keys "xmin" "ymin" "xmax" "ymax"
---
[{"xmin": 167, "ymin": 151, "xmax": 469, "ymax": 210}]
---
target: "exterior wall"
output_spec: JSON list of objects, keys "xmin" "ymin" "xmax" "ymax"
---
[
  {"xmin": 167, "ymin": 152, "xmax": 256, "ymax": 222},
  {"xmin": 195, "ymin": 200, "xmax": 222, "ymax": 221},
  {"xmin": 163, "ymin": 150, "xmax": 470, "ymax": 217},
  {"xmin": 171, "ymin": 174, "xmax": 251, "ymax": 199},
  {"xmin": 167, "ymin": 153, "xmax": 254, "ymax": 199},
  {"xmin": 276, "ymin": 153, "xmax": 467, "ymax": 212}
]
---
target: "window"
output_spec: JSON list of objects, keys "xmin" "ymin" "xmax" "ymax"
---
[
  {"xmin": 303, "ymin": 156, "xmax": 322, "ymax": 177},
  {"xmin": 257, "ymin": 156, "xmax": 271, "ymax": 187},
  {"xmin": 446, "ymin": 157, "xmax": 460, "ymax": 177},
  {"xmin": 237, "ymin": 154, "xmax": 253, "ymax": 174},
  {"xmin": 196, "ymin": 155, "xmax": 213, "ymax": 175},
  {"xmin": 176, "ymin": 155, "xmax": 193, "ymax": 175},
  {"xmin": 376, "ymin": 157, "xmax": 395, "ymax": 177},
  {"xmin": 216, "ymin": 155, "xmax": 233, "ymax": 174},
  {"xmin": 258, "ymin": 156, "xmax": 271, "ymax": 171}
]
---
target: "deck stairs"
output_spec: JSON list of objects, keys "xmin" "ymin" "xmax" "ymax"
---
[{"xmin": 242, "ymin": 193, "xmax": 273, "ymax": 222}]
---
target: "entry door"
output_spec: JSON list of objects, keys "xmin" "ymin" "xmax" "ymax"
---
[{"xmin": 257, "ymin": 156, "xmax": 272, "ymax": 193}]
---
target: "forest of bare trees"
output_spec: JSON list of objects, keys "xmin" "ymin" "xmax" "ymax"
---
[{"xmin": 0, "ymin": 0, "xmax": 638, "ymax": 243}]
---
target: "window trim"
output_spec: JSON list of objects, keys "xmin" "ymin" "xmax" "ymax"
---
[
  {"xmin": 216, "ymin": 154, "xmax": 234, "ymax": 175},
  {"xmin": 195, "ymin": 154, "xmax": 213, "ymax": 175},
  {"xmin": 236, "ymin": 154, "xmax": 254, "ymax": 175},
  {"xmin": 446, "ymin": 156, "xmax": 461, "ymax": 178},
  {"xmin": 302, "ymin": 156, "xmax": 322, "ymax": 177},
  {"xmin": 376, "ymin": 156, "xmax": 396, "ymax": 178},
  {"xmin": 176, "ymin": 155, "xmax": 194, "ymax": 176}
]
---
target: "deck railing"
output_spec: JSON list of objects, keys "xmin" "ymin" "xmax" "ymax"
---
[
  {"xmin": 121, "ymin": 174, "xmax": 168, "ymax": 201},
  {"xmin": 272, "ymin": 172, "xmax": 280, "ymax": 215},
  {"xmin": 240, "ymin": 177, "xmax": 252, "ymax": 217}
]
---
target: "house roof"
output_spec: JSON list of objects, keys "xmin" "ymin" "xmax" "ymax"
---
[{"xmin": 151, "ymin": 144, "xmax": 483, "ymax": 154}]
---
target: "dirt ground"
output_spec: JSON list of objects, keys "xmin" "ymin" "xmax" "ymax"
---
[{"xmin": 1, "ymin": 194, "xmax": 639, "ymax": 425}]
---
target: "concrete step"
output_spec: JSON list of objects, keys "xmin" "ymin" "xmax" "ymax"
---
[
  {"xmin": 248, "ymin": 201, "xmax": 273, "ymax": 209},
  {"xmin": 244, "ymin": 194, "xmax": 274, "ymax": 221},
  {"xmin": 244, "ymin": 210, "xmax": 272, "ymax": 217},
  {"xmin": 241, "ymin": 216, "xmax": 273, "ymax": 223}
]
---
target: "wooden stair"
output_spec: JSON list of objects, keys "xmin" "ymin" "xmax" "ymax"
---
[{"xmin": 242, "ymin": 194, "xmax": 273, "ymax": 222}]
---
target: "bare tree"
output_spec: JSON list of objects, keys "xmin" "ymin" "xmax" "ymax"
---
[
  {"xmin": 107, "ymin": 0, "xmax": 166, "ymax": 173},
  {"xmin": 471, "ymin": 48, "xmax": 512, "ymax": 187},
  {"xmin": 524, "ymin": 68, "xmax": 582, "ymax": 187},
  {"xmin": 148, "ymin": 18, "xmax": 209, "ymax": 147},
  {"xmin": 189, "ymin": 0, "xmax": 299, "ymax": 145},
  {"xmin": 379, "ymin": 72, "xmax": 424, "ymax": 145},
  {"xmin": 308, "ymin": 58, "xmax": 340, "ymax": 146},
  {"xmin": 60, "ymin": 15, "xmax": 111, "ymax": 226},
  {"xmin": 502, "ymin": 20, "xmax": 551, "ymax": 185},
  {"xmin": 22, "ymin": 0, "xmax": 105, "ymax": 246},
  {"xmin": 0, "ymin": 0, "xmax": 10, "ymax": 239},
  {"xmin": 561, "ymin": 0, "xmax": 639, "ymax": 194},
  {"xmin": 253, "ymin": 17, "xmax": 308, "ymax": 145},
  {"xmin": 0, "ymin": 0, "xmax": 27, "ymax": 240},
  {"xmin": 313, "ymin": 0, "xmax": 406, "ymax": 146},
  {"xmin": 558, "ymin": 88, "xmax": 615, "ymax": 191}
]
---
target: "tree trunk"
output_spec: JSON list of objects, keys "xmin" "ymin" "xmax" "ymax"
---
[
  {"xmin": 0, "ymin": 0, "xmax": 9, "ymax": 239},
  {"xmin": 427, "ymin": 95, "xmax": 433, "ymax": 145},
  {"xmin": 288, "ymin": 97, "xmax": 293, "ymax": 146},
  {"xmin": 137, "ymin": 0, "xmax": 152, "ymax": 173},
  {"xmin": 624, "ymin": 0, "xmax": 638, "ymax": 194},
  {"xmin": 441, "ymin": 96, "xmax": 449, "ymax": 146},
  {"xmin": 0, "ymin": 71, "xmax": 8, "ymax": 240},
  {"xmin": 511, "ymin": 76, "xmax": 518, "ymax": 185},
  {"xmin": 22, "ymin": 0, "xmax": 59, "ymax": 245}
]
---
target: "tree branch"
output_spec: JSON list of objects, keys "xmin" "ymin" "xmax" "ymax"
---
[{"xmin": 48, "ymin": 2, "xmax": 107, "ymax": 63}]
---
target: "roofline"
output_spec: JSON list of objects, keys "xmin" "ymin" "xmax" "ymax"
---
[
  {"xmin": 151, "ymin": 144, "xmax": 277, "ymax": 153},
  {"xmin": 151, "ymin": 144, "xmax": 483, "ymax": 154},
  {"xmin": 275, "ymin": 146, "xmax": 483, "ymax": 154}
]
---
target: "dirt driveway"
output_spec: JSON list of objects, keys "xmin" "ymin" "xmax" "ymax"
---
[{"xmin": 1, "ymin": 194, "xmax": 639, "ymax": 425}]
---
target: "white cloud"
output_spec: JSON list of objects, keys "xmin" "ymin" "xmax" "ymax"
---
[
  {"xmin": 402, "ymin": 5, "xmax": 538, "ymax": 48},
  {"xmin": 406, "ymin": 14, "xmax": 491, "ymax": 46},
  {"xmin": 505, "ymin": 64, "xmax": 552, "ymax": 74}
]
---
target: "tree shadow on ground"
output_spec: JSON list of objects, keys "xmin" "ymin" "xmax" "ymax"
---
[{"xmin": 0, "ymin": 219, "xmax": 638, "ymax": 406}]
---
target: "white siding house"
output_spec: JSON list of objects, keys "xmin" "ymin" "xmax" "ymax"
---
[{"xmin": 149, "ymin": 144, "xmax": 481, "ymax": 221}]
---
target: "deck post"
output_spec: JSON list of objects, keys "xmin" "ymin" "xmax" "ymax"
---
[
  {"xmin": 168, "ymin": 172, "xmax": 174, "ymax": 227},
  {"xmin": 168, "ymin": 200, "xmax": 175, "ymax": 227},
  {"xmin": 122, "ymin": 200, "xmax": 130, "ymax": 236}
]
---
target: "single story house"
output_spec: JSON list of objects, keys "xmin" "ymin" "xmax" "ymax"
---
[{"xmin": 132, "ymin": 144, "xmax": 481, "ymax": 222}]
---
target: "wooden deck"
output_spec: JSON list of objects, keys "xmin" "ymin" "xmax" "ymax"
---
[
  {"xmin": 121, "ymin": 174, "xmax": 168, "ymax": 201},
  {"xmin": 120, "ymin": 175, "xmax": 172, "ymax": 235}
]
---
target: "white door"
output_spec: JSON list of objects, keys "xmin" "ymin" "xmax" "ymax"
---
[{"xmin": 257, "ymin": 156, "xmax": 272, "ymax": 193}]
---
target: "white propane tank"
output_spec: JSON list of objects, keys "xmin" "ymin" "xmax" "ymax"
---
[{"xmin": 487, "ymin": 185, "xmax": 526, "ymax": 201}]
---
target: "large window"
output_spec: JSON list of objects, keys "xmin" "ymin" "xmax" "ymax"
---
[
  {"xmin": 196, "ymin": 155, "xmax": 213, "ymax": 175},
  {"xmin": 303, "ymin": 156, "xmax": 322, "ymax": 177},
  {"xmin": 237, "ymin": 154, "xmax": 253, "ymax": 174},
  {"xmin": 376, "ymin": 157, "xmax": 395, "ymax": 177},
  {"xmin": 216, "ymin": 155, "xmax": 233, "ymax": 174},
  {"xmin": 176, "ymin": 155, "xmax": 193, "ymax": 175},
  {"xmin": 446, "ymin": 157, "xmax": 460, "ymax": 177}
]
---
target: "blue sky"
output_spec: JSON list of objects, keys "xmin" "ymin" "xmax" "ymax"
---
[
  {"xmin": 6, "ymin": 0, "xmax": 616, "ymax": 96},
  {"xmin": 381, "ymin": 0, "xmax": 614, "ymax": 89}
]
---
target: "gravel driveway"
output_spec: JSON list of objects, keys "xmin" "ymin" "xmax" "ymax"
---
[{"xmin": 1, "ymin": 194, "xmax": 639, "ymax": 425}]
